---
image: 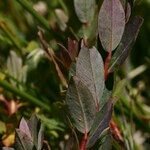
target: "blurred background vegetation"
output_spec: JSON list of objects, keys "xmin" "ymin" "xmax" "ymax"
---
[{"xmin": 0, "ymin": 0, "xmax": 149, "ymax": 149}]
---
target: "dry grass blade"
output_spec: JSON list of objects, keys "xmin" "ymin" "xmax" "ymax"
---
[{"xmin": 38, "ymin": 29, "xmax": 68, "ymax": 88}]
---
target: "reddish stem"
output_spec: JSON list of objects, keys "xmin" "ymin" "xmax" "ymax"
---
[
  {"xmin": 80, "ymin": 132, "xmax": 88, "ymax": 150},
  {"xmin": 109, "ymin": 120, "xmax": 123, "ymax": 142},
  {"xmin": 104, "ymin": 51, "xmax": 112, "ymax": 81}
]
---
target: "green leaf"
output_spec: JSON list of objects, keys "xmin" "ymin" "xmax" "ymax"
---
[
  {"xmin": 98, "ymin": 0, "xmax": 125, "ymax": 51},
  {"xmin": 55, "ymin": 9, "xmax": 68, "ymax": 31},
  {"xmin": 109, "ymin": 16, "xmax": 143, "ymax": 72},
  {"xmin": 74, "ymin": 0, "xmax": 95, "ymax": 23},
  {"xmin": 38, "ymin": 114, "xmax": 65, "ymax": 132},
  {"xmin": 87, "ymin": 100, "xmax": 113, "ymax": 148},
  {"xmin": 76, "ymin": 47, "xmax": 104, "ymax": 110},
  {"xmin": 26, "ymin": 41, "xmax": 39, "ymax": 52},
  {"xmin": 98, "ymin": 130, "xmax": 112, "ymax": 150},
  {"xmin": 26, "ymin": 49, "xmax": 45, "ymax": 71},
  {"xmin": 15, "ymin": 129, "xmax": 34, "ymax": 150},
  {"xmin": 0, "ymin": 121, "xmax": 6, "ymax": 134},
  {"xmin": 7, "ymin": 51, "xmax": 23, "ymax": 86},
  {"xmin": 66, "ymin": 76, "xmax": 96, "ymax": 133}
]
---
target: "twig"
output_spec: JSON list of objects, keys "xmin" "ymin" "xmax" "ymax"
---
[
  {"xmin": 80, "ymin": 132, "xmax": 88, "ymax": 150},
  {"xmin": 104, "ymin": 51, "xmax": 112, "ymax": 80},
  {"xmin": 38, "ymin": 29, "xmax": 68, "ymax": 88}
]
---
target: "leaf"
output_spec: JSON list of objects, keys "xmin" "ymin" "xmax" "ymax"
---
[
  {"xmin": 57, "ymin": 38, "xmax": 78, "ymax": 69},
  {"xmin": 69, "ymin": 62, "xmax": 76, "ymax": 79},
  {"xmin": 37, "ymin": 124, "xmax": 44, "ymax": 150},
  {"xmin": 109, "ymin": 16, "xmax": 143, "ymax": 72},
  {"xmin": 68, "ymin": 38, "xmax": 78, "ymax": 61},
  {"xmin": 98, "ymin": 0, "xmax": 125, "ymax": 51},
  {"xmin": 55, "ymin": 9, "xmax": 68, "ymax": 31},
  {"xmin": 15, "ymin": 129, "xmax": 34, "ymax": 150},
  {"xmin": 58, "ymin": 43, "xmax": 72, "ymax": 69},
  {"xmin": 66, "ymin": 76, "xmax": 96, "ymax": 133},
  {"xmin": 38, "ymin": 114, "xmax": 65, "ymax": 132},
  {"xmin": 19, "ymin": 118, "xmax": 32, "ymax": 139},
  {"xmin": 76, "ymin": 47, "xmax": 104, "ymax": 110},
  {"xmin": 74, "ymin": 0, "xmax": 95, "ymax": 23},
  {"xmin": 100, "ymin": 86, "xmax": 112, "ymax": 108},
  {"xmin": 2, "ymin": 147, "xmax": 15, "ymax": 150},
  {"xmin": 27, "ymin": 48, "xmax": 45, "ymax": 71},
  {"xmin": 27, "ymin": 115, "xmax": 44, "ymax": 150},
  {"xmin": 98, "ymin": 130, "xmax": 112, "ymax": 150},
  {"xmin": 87, "ymin": 100, "xmax": 113, "ymax": 148},
  {"xmin": 7, "ymin": 51, "xmax": 22, "ymax": 86},
  {"xmin": 16, "ymin": 115, "xmax": 44, "ymax": 150},
  {"xmin": 0, "ymin": 121, "xmax": 6, "ymax": 134},
  {"xmin": 125, "ymin": 2, "xmax": 131, "ymax": 23},
  {"xmin": 26, "ymin": 41, "xmax": 39, "ymax": 52}
]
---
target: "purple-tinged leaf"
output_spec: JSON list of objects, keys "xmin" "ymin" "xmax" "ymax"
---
[
  {"xmin": 58, "ymin": 38, "xmax": 78, "ymax": 69},
  {"xmin": 76, "ymin": 47, "xmax": 104, "ymax": 110},
  {"xmin": 74, "ymin": 0, "xmax": 95, "ymax": 23},
  {"xmin": 109, "ymin": 16, "xmax": 143, "ymax": 72},
  {"xmin": 125, "ymin": 2, "xmax": 131, "ymax": 23},
  {"xmin": 19, "ymin": 118, "xmax": 32, "ymax": 139},
  {"xmin": 68, "ymin": 38, "xmax": 78, "ymax": 61},
  {"xmin": 15, "ymin": 129, "xmax": 34, "ymax": 150},
  {"xmin": 27, "ymin": 115, "xmax": 44, "ymax": 150},
  {"xmin": 58, "ymin": 44, "xmax": 72, "ymax": 69},
  {"xmin": 98, "ymin": 0, "xmax": 125, "ymax": 51},
  {"xmin": 87, "ymin": 100, "xmax": 113, "ymax": 148},
  {"xmin": 120, "ymin": 0, "xmax": 126, "ymax": 9},
  {"xmin": 66, "ymin": 76, "xmax": 96, "ymax": 133},
  {"xmin": 37, "ymin": 125, "xmax": 44, "ymax": 150}
]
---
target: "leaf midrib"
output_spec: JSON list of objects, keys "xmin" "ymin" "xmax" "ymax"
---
[{"xmin": 75, "ymin": 80, "xmax": 88, "ymax": 132}]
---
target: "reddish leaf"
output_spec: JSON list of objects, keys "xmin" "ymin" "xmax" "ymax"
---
[
  {"xmin": 87, "ymin": 100, "xmax": 113, "ymax": 148},
  {"xmin": 76, "ymin": 47, "xmax": 104, "ymax": 110},
  {"xmin": 109, "ymin": 16, "xmax": 143, "ymax": 72},
  {"xmin": 125, "ymin": 2, "xmax": 131, "ymax": 23},
  {"xmin": 98, "ymin": 0, "xmax": 125, "ymax": 51},
  {"xmin": 15, "ymin": 129, "xmax": 34, "ymax": 150},
  {"xmin": 68, "ymin": 38, "xmax": 78, "ymax": 61},
  {"xmin": 66, "ymin": 76, "xmax": 96, "ymax": 133},
  {"xmin": 19, "ymin": 118, "xmax": 32, "ymax": 139},
  {"xmin": 28, "ymin": 115, "xmax": 44, "ymax": 150},
  {"xmin": 58, "ymin": 44, "xmax": 72, "ymax": 69}
]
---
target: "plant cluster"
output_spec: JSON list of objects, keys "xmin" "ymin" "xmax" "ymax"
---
[{"xmin": 0, "ymin": 0, "xmax": 149, "ymax": 150}]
